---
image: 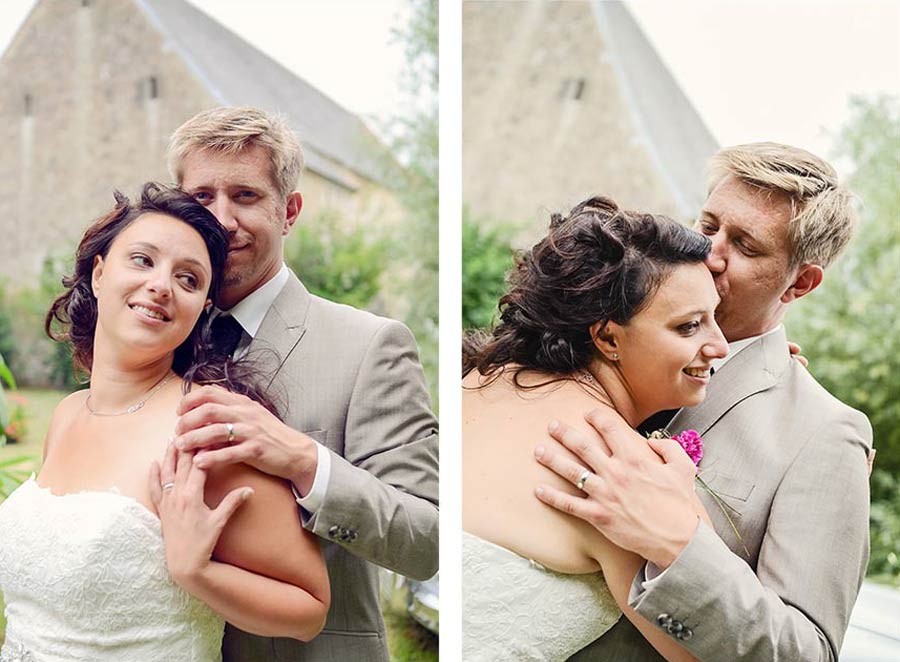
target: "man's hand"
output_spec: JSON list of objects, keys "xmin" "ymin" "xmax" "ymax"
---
[
  {"xmin": 174, "ymin": 385, "xmax": 319, "ymax": 495},
  {"xmin": 533, "ymin": 408, "xmax": 700, "ymax": 569},
  {"xmin": 787, "ymin": 341, "xmax": 809, "ymax": 367}
]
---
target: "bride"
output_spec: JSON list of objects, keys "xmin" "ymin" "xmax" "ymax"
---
[
  {"xmin": 462, "ymin": 196, "xmax": 727, "ymax": 661},
  {"xmin": 0, "ymin": 184, "xmax": 329, "ymax": 660}
]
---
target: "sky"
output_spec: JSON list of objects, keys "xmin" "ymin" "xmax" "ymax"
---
[
  {"xmin": 626, "ymin": 0, "xmax": 900, "ymax": 170},
  {"xmin": 0, "ymin": 0, "xmax": 409, "ymax": 124}
]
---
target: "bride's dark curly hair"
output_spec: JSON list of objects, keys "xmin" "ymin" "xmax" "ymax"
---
[
  {"xmin": 46, "ymin": 183, "xmax": 279, "ymax": 414},
  {"xmin": 463, "ymin": 196, "xmax": 712, "ymax": 385}
]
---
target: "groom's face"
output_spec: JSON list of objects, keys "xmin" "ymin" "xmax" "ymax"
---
[
  {"xmin": 695, "ymin": 175, "xmax": 798, "ymax": 342},
  {"xmin": 180, "ymin": 145, "xmax": 300, "ymax": 310}
]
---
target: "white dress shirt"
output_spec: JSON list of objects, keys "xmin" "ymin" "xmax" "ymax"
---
[{"xmin": 214, "ymin": 263, "xmax": 331, "ymax": 513}]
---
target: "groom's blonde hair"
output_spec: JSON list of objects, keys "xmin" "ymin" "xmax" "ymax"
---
[
  {"xmin": 707, "ymin": 142, "xmax": 858, "ymax": 268},
  {"xmin": 167, "ymin": 106, "xmax": 304, "ymax": 200}
]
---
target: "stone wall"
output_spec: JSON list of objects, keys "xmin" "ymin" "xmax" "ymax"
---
[
  {"xmin": 463, "ymin": 0, "xmax": 681, "ymax": 246},
  {"xmin": 0, "ymin": 0, "xmax": 397, "ymax": 283}
]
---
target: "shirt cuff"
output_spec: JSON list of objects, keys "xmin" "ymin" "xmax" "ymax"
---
[
  {"xmin": 641, "ymin": 561, "xmax": 668, "ymax": 588},
  {"xmin": 290, "ymin": 441, "xmax": 331, "ymax": 513}
]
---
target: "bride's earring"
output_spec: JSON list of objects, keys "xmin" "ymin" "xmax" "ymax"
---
[{"xmin": 612, "ymin": 352, "xmax": 619, "ymax": 361}]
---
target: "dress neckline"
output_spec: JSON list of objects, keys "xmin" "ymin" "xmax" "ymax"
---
[{"xmin": 25, "ymin": 475, "xmax": 161, "ymax": 525}]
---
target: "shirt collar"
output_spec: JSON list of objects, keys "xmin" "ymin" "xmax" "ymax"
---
[
  {"xmin": 217, "ymin": 263, "xmax": 289, "ymax": 339},
  {"xmin": 711, "ymin": 324, "xmax": 783, "ymax": 373}
]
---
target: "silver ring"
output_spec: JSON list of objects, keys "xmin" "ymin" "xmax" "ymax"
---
[
  {"xmin": 162, "ymin": 482, "xmax": 176, "ymax": 491},
  {"xmin": 575, "ymin": 469, "xmax": 592, "ymax": 491},
  {"xmin": 225, "ymin": 422, "xmax": 235, "ymax": 443}
]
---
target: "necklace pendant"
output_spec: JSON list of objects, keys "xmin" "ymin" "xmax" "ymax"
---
[{"xmin": 126, "ymin": 403, "xmax": 142, "ymax": 414}]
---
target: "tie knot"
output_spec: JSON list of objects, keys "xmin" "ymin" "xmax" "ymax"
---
[{"xmin": 210, "ymin": 314, "xmax": 244, "ymax": 358}]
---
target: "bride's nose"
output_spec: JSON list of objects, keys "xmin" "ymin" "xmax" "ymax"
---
[
  {"xmin": 702, "ymin": 323, "xmax": 728, "ymax": 359},
  {"xmin": 145, "ymin": 269, "xmax": 172, "ymax": 299}
]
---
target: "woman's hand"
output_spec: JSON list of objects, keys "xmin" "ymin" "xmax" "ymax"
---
[{"xmin": 149, "ymin": 441, "xmax": 253, "ymax": 588}]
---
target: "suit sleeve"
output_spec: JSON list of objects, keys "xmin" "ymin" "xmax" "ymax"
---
[
  {"xmin": 300, "ymin": 319, "xmax": 439, "ymax": 581},
  {"xmin": 628, "ymin": 411, "xmax": 872, "ymax": 662}
]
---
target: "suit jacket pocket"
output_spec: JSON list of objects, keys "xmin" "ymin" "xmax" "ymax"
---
[{"xmin": 703, "ymin": 472, "xmax": 755, "ymax": 502}]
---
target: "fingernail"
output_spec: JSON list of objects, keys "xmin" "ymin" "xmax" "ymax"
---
[
  {"xmin": 243, "ymin": 489, "xmax": 254, "ymax": 499},
  {"xmin": 548, "ymin": 420, "xmax": 559, "ymax": 433},
  {"xmin": 535, "ymin": 486, "xmax": 545, "ymax": 496},
  {"xmin": 175, "ymin": 440, "xmax": 185, "ymax": 450},
  {"xmin": 167, "ymin": 436, "xmax": 174, "ymax": 447},
  {"xmin": 534, "ymin": 446, "xmax": 545, "ymax": 459}
]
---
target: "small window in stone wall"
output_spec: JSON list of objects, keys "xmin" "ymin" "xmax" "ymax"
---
[
  {"xmin": 24, "ymin": 94, "xmax": 33, "ymax": 116},
  {"xmin": 137, "ymin": 76, "xmax": 160, "ymax": 102},
  {"xmin": 82, "ymin": 0, "xmax": 91, "ymax": 7},
  {"xmin": 560, "ymin": 78, "xmax": 586, "ymax": 101}
]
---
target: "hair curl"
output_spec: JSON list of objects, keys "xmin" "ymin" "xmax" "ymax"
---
[
  {"xmin": 463, "ymin": 196, "xmax": 711, "ymax": 385},
  {"xmin": 46, "ymin": 183, "xmax": 279, "ymax": 414}
]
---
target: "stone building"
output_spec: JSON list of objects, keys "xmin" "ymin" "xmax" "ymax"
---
[
  {"xmin": 0, "ymin": 0, "xmax": 400, "ymax": 282},
  {"xmin": 463, "ymin": 0, "xmax": 719, "ymax": 243}
]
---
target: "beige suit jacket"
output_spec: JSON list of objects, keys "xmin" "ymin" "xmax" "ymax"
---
[
  {"xmin": 222, "ymin": 273, "xmax": 439, "ymax": 662},
  {"xmin": 570, "ymin": 326, "xmax": 872, "ymax": 661}
]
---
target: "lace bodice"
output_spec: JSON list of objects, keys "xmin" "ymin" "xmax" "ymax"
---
[
  {"xmin": 0, "ymin": 478, "xmax": 223, "ymax": 661},
  {"xmin": 462, "ymin": 531, "xmax": 621, "ymax": 661}
]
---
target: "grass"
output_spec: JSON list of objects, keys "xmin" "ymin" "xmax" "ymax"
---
[{"xmin": 0, "ymin": 389, "xmax": 438, "ymax": 657}]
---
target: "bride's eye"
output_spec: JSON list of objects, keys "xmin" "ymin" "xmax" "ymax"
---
[
  {"xmin": 677, "ymin": 320, "xmax": 701, "ymax": 335},
  {"xmin": 131, "ymin": 253, "xmax": 152, "ymax": 267}
]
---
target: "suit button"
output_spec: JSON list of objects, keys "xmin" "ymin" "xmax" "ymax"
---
[
  {"xmin": 678, "ymin": 628, "xmax": 693, "ymax": 641},
  {"xmin": 670, "ymin": 621, "xmax": 683, "ymax": 634},
  {"xmin": 328, "ymin": 525, "xmax": 339, "ymax": 538},
  {"xmin": 656, "ymin": 613, "xmax": 671, "ymax": 627},
  {"xmin": 349, "ymin": 529, "xmax": 358, "ymax": 540}
]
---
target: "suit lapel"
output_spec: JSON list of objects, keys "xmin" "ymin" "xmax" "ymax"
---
[
  {"xmin": 249, "ymin": 271, "xmax": 311, "ymax": 388},
  {"xmin": 668, "ymin": 326, "xmax": 791, "ymax": 436}
]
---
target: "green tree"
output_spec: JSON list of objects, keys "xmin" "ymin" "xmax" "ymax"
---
[
  {"xmin": 785, "ymin": 95, "xmax": 900, "ymax": 581},
  {"xmin": 462, "ymin": 210, "xmax": 515, "ymax": 331},
  {"xmin": 386, "ymin": 0, "xmax": 439, "ymax": 405},
  {"xmin": 285, "ymin": 210, "xmax": 389, "ymax": 311}
]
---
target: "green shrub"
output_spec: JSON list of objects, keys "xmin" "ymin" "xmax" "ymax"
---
[
  {"xmin": 462, "ymin": 211, "xmax": 515, "ymax": 331},
  {"xmin": 285, "ymin": 210, "xmax": 389, "ymax": 311}
]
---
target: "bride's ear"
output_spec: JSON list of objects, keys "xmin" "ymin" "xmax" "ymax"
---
[
  {"xmin": 91, "ymin": 255, "xmax": 105, "ymax": 298},
  {"xmin": 589, "ymin": 320, "xmax": 620, "ymax": 362}
]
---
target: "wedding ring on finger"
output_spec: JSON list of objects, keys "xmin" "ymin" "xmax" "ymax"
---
[
  {"xmin": 225, "ymin": 422, "xmax": 235, "ymax": 443},
  {"xmin": 575, "ymin": 469, "xmax": 592, "ymax": 492},
  {"xmin": 162, "ymin": 482, "xmax": 176, "ymax": 492}
]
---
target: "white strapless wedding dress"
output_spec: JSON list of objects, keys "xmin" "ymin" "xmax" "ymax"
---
[
  {"xmin": 462, "ymin": 531, "xmax": 622, "ymax": 661},
  {"xmin": 0, "ymin": 477, "xmax": 224, "ymax": 661}
]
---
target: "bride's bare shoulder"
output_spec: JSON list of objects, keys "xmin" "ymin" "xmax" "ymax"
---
[{"xmin": 43, "ymin": 389, "xmax": 88, "ymax": 459}]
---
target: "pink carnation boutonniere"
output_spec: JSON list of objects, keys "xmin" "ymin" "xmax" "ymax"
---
[
  {"xmin": 672, "ymin": 429, "xmax": 703, "ymax": 467},
  {"xmin": 648, "ymin": 427, "xmax": 750, "ymax": 559}
]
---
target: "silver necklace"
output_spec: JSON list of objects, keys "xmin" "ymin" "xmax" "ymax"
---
[{"xmin": 85, "ymin": 372, "xmax": 176, "ymax": 417}]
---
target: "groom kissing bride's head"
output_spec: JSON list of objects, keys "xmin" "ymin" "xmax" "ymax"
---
[{"xmin": 462, "ymin": 195, "xmax": 730, "ymax": 661}]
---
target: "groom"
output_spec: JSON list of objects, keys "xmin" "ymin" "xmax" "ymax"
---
[
  {"xmin": 167, "ymin": 107, "xmax": 438, "ymax": 661},
  {"xmin": 538, "ymin": 142, "xmax": 872, "ymax": 661}
]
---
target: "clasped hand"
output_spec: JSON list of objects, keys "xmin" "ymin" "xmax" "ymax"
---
[
  {"xmin": 171, "ymin": 385, "xmax": 318, "ymax": 493},
  {"xmin": 534, "ymin": 408, "xmax": 705, "ymax": 569}
]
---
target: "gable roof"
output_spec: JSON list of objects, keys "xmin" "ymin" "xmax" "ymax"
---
[
  {"xmin": 592, "ymin": 1, "xmax": 719, "ymax": 216},
  {"xmin": 135, "ymin": 0, "xmax": 388, "ymax": 190}
]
